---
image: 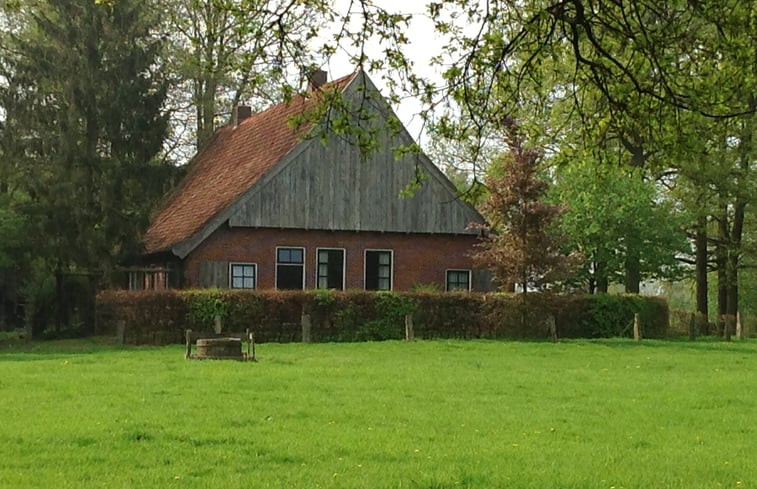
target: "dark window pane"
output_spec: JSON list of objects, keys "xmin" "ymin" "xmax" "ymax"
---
[
  {"xmin": 277, "ymin": 265, "xmax": 303, "ymax": 289},
  {"xmin": 446, "ymin": 270, "xmax": 470, "ymax": 291},
  {"xmin": 366, "ymin": 251, "xmax": 391, "ymax": 290},
  {"xmin": 317, "ymin": 249, "xmax": 344, "ymax": 290}
]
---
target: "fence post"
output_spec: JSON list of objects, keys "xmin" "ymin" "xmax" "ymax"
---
[
  {"xmin": 736, "ymin": 312, "xmax": 744, "ymax": 340},
  {"xmin": 301, "ymin": 313, "xmax": 311, "ymax": 343},
  {"xmin": 404, "ymin": 314, "xmax": 414, "ymax": 341},
  {"xmin": 723, "ymin": 315, "xmax": 733, "ymax": 341},
  {"xmin": 633, "ymin": 313, "xmax": 641, "ymax": 341},
  {"xmin": 547, "ymin": 315, "xmax": 557, "ymax": 342},
  {"xmin": 116, "ymin": 319, "xmax": 126, "ymax": 344},
  {"xmin": 185, "ymin": 329, "xmax": 192, "ymax": 359},
  {"xmin": 24, "ymin": 316, "xmax": 33, "ymax": 343}
]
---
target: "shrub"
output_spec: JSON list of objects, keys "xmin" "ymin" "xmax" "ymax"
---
[
  {"xmin": 96, "ymin": 289, "xmax": 668, "ymax": 344},
  {"xmin": 185, "ymin": 289, "xmax": 228, "ymax": 329}
]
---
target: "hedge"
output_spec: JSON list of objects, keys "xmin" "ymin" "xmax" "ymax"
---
[{"xmin": 96, "ymin": 290, "xmax": 669, "ymax": 345}]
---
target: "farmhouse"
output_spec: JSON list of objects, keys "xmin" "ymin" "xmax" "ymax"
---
[{"xmin": 135, "ymin": 69, "xmax": 491, "ymax": 292}]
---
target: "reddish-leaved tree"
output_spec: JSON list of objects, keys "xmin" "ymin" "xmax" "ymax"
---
[{"xmin": 473, "ymin": 119, "xmax": 574, "ymax": 295}]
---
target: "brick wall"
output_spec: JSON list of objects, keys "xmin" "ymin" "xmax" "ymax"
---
[{"xmin": 183, "ymin": 226, "xmax": 487, "ymax": 291}]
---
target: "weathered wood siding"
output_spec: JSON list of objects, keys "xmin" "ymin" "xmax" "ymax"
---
[
  {"xmin": 228, "ymin": 73, "xmax": 483, "ymax": 235},
  {"xmin": 199, "ymin": 260, "xmax": 228, "ymax": 288},
  {"xmin": 472, "ymin": 269, "xmax": 495, "ymax": 292}
]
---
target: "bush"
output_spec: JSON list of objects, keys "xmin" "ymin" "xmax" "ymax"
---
[
  {"xmin": 96, "ymin": 289, "xmax": 669, "ymax": 344},
  {"xmin": 96, "ymin": 290, "xmax": 187, "ymax": 344}
]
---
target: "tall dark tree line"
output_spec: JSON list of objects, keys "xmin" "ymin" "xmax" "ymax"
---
[{"xmin": 0, "ymin": 0, "xmax": 176, "ymax": 330}]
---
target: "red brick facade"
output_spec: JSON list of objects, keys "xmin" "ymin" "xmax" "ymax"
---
[{"xmin": 184, "ymin": 226, "xmax": 485, "ymax": 291}]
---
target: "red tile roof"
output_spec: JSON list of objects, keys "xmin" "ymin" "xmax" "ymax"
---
[{"xmin": 143, "ymin": 72, "xmax": 358, "ymax": 254}]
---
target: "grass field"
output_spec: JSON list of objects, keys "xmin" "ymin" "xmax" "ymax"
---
[{"xmin": 1, "ymin": 337, "xmax": 755, "ymax": 488}]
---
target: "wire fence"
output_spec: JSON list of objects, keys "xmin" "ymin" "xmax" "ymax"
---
[{"xmin": 669, "ymin": 310, "xmax": 756, "ymax": 339}]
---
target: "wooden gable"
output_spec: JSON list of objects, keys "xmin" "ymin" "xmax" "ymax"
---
[{"xmin": 225, "ymin": 71, "xmax": 484, "ymax": 236}]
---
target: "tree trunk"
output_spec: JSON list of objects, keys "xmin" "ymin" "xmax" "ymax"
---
[
  {"xmin": 595, "ymin": 259, "xmax": 608, "ymax": 294},
  {"xmin": 726, "ymin": 200, "xmax": 745, "ymax": 318},
  {"xmin": 716, "ymin": 208, "xmax": 728, "ymax": 330},
  {"xmin": 0, "ymin": 285, "xmax": 5, "ymax": 331},
  {"xmin": 620, "ymin": 138, "xmax": 646, "ymax": 295},
  {"xmin": 624, "ymin": 248, "xmax": 641, "ymax": 294},
  {"xmin": 55, "ymin": 265, "xmax": 64, "ymax": 334},
  {"xmin": 694, "ymin": 218, "xmax": 709, "ymax": 334}
]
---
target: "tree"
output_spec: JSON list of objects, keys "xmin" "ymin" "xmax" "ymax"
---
[
  {"xmin": 552, "ymin": 158, "xmax": 689, "ymax": 294},
  {"xmin": 1, "ymin": 0, "xmax": 174, "ymax": 330},
  {"xmin": 473, "ymin": 119, "xmax": 574, "ymax": 293},
  {"xmin": 163, "ymin": 0, "xmax": 327, "ymax": 154}
]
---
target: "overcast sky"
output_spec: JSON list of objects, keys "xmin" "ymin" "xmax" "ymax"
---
[{"xmin": 316, "ymin": 2, "xmax": 452, "ymax": 142}]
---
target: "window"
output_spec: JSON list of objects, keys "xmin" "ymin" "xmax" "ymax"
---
[
  {"xmin": 276, "ymin": 247, "xmax": 305, "ymax": 289},
  {"xmin": 230, "ymin": 263, "xmax": 256, "ymax": 289},
  {"xmin": 365, "ymin": 250, "xmax": 392, "ymax": 290},
  {"xmin": 317, "ymin": 248, "xmax": 345, "ymax": 290},
  {"xmin": 446, "ymin": 269, "xmax": 471, "ymax": 291}
]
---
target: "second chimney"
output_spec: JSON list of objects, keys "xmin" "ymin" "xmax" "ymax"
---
[
  {"xmin": 308, "ymin": 69, "xmax": 327, "ymax": 91},
  {"xmin": 233, "ymin": 105, "xmax": 252, "ymax": 126}
]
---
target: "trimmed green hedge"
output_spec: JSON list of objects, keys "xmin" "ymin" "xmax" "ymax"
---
[{"xmin": 95, "ymin": 290, "xmax": 669, "ymax": 344}]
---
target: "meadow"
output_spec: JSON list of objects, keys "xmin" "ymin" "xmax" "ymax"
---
[{"xmin": 0, "ymin": 336, "xmax": 755, "ymax": 488}]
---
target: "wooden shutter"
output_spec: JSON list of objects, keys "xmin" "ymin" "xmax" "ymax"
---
[
  {"xmin": 199, "ymin": 261, "xmax": 229, "ymax": 288},
  {"xmin": 471, "ymin": 269, "xmax": 494, "ymax": 292}
]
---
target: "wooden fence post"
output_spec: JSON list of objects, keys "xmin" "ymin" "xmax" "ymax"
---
[
  {"xmin": 547, "ymin": 315, "xmax": 557, "ymax": 342},
  {"xmin": 301, "ymin": 313, "xmax": 311, "ymax": 343},
  {"xmin": 736, "ymin": 312, "xmax": 744, "ymax": 340},
  {"xmin": 185, "ymin": 329, "xmax": 192, "ymax": 359},
  {"xmin": 404, "ymin": 314, "xmax": 414, "ymax": 341},
  {"xmin": 723, "ymin": 315, "xmax": 733, "ymax": 341},
  {"xmin": 633, "ymin": 313, "xmax": 641, "ymax": 342},
  {"xmin": 24, "ymin": 316, "xmax": 33, "ymax": 343},
  {"xmin": 116, "ymin": 319, "xmax": 126, "ymax": 344}
]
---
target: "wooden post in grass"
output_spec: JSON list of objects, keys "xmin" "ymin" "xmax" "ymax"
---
[
  {"xmin": 547, "ymin": 315, "xmax": 557, "ymax": 342},
  {"xmin": 301, "ymin": 313, "xmax": 311, "ymax": 343},
  {"xmin": 688, "ymin": 313, "xmax": 696, "ymax": 341},
  {"xmin": 116, "ymin": 320, "xmax": 126, "ymax": 344},
  {"xmin": 185, "ymin": 329, "xmax": 192, "ymax": 358},
  {"xmin": 723, "ymin": 315, "xmax": 733, "ymax": 341},
  {"xmin": 736, "ymin": 312, "xmax": 743, "ymax": 340},
  {"xmin": 24, "ymin": 315, "xmax": 33, "ymax": 343},
  {"xmin": 404, "ymin": 314, "xmax": 414, "ymax": 341},
  {"xmin": 633, "ymin": 313, "xmax": 641, "ymax": 341}
]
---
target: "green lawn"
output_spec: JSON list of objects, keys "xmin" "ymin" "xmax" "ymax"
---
[{"xmin": 0, "ymin": 337, "xmax": 755, "ymax": 488}]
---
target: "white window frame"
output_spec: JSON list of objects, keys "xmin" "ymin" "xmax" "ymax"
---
[
  {"xmin": 229, "ymin": 262, "xmax": 257, "ymax": 289},
  {"xmin": 315, "ymin": 247, "xmax": 347, "ymax": 290},
  {"xmin": 446, "ymin": 269, "xmax": 472, "ymax": 292},
  {"xmin": 275, "ymin": 246, "xmax": 306, "ymax": 290},
  {"xmin": 364, "ymin": 249, "xmax": 394, "ymax": 291}
]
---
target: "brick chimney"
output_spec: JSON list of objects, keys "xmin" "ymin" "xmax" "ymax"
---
[
  {"xmin": 308, "ymin": 69, "xmax": 327, "ymax": 91},
  {"xmin": 233, "ymin": 105, "xmax": 252, "ymax": 126}
]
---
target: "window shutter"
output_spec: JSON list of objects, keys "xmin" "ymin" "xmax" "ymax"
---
[
  {"xmin": 199, "ymin": 261, "xmax": 229, "ymax": 288},
  {"xmin": 471, "ymin": 269, "xmax": 494, "ymax": 292}
]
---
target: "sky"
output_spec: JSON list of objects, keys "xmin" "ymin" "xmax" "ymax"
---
[{"xmin": 315, "ymin": 1, "xmax": 454, "ymax": 142}]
